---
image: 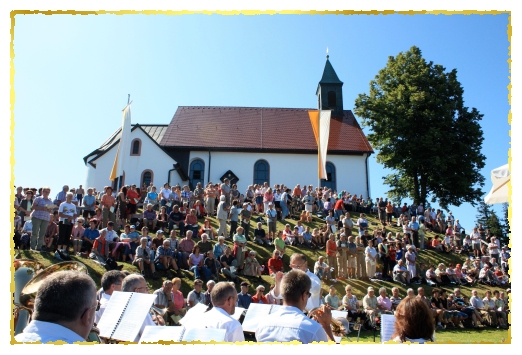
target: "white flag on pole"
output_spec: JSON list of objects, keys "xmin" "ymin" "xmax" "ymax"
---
[
  {"xmin": 110, "ymin": 103, "xmax": 132, "ymax": 181},
  {"xmin": 318, "ymin": 110, "xmax": 331, "ymax": 179}
]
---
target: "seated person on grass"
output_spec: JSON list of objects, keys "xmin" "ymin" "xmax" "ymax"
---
[
  {"xmin": 133, "ymin": 237, "xmax": 158, "ymax": 279},
  {"xmin": 155, "ymin": 239, "xmax": 179, "ymax": 278},
  {"xmin": 254, "ymin": 222, "xmax": 270, "ymax": 246}
]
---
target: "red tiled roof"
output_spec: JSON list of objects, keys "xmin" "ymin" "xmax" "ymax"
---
[{"xmin": 160, "ymin": 106, "xmax": 373, "ymax": 154}]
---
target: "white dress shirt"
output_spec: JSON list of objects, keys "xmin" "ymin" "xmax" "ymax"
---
[
  {"xmin": 95, "ymin": 292, "xmax": 111, "ymax": 324},
  {"xmin": 255, "ymin": 305, "xmax": 328, "ymax": 344},
  {"xmin": 269, "ymin": 269, "xmax": 321, "ymax": 311},
  {"xmin": 182, "ymin": 306, "xmax": 245, "ymax": 342},
  {"xmin": 306, "ymin": 270, "xmax": 321, "ymax": 311},
  {"xmin": 15, "ymin": 320, "xmax": 85, "ymax": 343}
]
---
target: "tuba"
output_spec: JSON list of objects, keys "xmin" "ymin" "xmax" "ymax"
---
[
  {"xmin": 14, "ymin": 261, "xmax": 102, "ymax": 343},
  {"xmin": 13, "ymin": 259, "xmax": 44, "ymax": 335},
  {"xmin": 307, "ymin": 307, "xmax": 346, "ymax": 337}
]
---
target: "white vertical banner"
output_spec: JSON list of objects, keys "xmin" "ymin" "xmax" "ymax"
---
[
  {"xmin": 109, "ymin": 102, "xmax": 132, "ymax": 181},
  {"xmin": 319, "ymin": 110, "xmax": 331, "ymax": 179}
]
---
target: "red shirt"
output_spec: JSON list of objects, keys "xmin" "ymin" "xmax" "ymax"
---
[
  {"xmin": 127, "ymin": 189, "xmax": 139, "ymax": 205},
  {"xmin": 252, "ymin": 294, "xmax": 268, "ymax": 304},
  {"xmin": 334, "ymin": 199, "xmax": 344, "ymax": 210},
  {"xmin": 268, "ymin": 257, "xmax": 283, "ymax": 273}
]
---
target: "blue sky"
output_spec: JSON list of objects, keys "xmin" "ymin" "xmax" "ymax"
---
[{"xmin": 12, "ymin": 12, "xmax": 510, "ymax": 233}]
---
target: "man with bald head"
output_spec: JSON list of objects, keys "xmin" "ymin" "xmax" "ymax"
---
[{"xmin": 182, "ymin": 281, "xmax": 244, "ymax": 342}]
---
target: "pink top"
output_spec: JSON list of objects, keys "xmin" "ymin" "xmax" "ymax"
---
[
  {"xmin": 172, "ymin": 290, "xmax": 185, "ymax": 310},
  {"xmin": 377, "ymin": 295, "xmax": 393, "ymax": 311},
  {"xmin": 263, "ymin": 192, "xmax": 274, "ymax": 203}
]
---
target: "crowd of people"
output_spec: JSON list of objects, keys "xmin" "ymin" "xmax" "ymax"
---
[{"xmin": 13, "ymin": 180, "xmax": 511, "ymax": 343}]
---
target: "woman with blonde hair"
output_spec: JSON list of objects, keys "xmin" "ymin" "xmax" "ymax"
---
[{"xmin": 391, "ymin": 296, "xmax": 435, "ymax": 343}]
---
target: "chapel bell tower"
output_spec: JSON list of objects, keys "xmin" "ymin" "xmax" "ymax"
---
[{"xmin": 316, "ymin": 55, "xmax": 344, "ymax": 118}]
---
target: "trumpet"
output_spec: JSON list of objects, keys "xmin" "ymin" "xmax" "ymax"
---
[{"xmin": 307, "ymin": 306, "xmax": 346, "ymax": 337}]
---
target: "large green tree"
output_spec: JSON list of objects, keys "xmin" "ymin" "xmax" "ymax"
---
[{"xmin": 354, "ymin": 46, "xmax": 486, "ymax": 209}]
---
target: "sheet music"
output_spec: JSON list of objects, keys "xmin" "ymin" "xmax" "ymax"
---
[
  {"xmin": 232, "ymin": 306, "xmax": 246, "ymax": 321},
  {"xmin": 241, "ymin": 303, "xmax": 276, "ymax": 332},
  {"xmin": 331, "ymin": 310, "xmax": 348, "ymax": 320},
  {"xmin": 112, "ymin": 292, "xmax": 156, "ymax": 341},
  {"xmin": 380, "ymin": 314, "xmax": 396, "ymax": 343},
  {"xmin": 178, "ymin": 302, "xmax": 209, "ymax": 325},
  {"xmin": 182, "ymin": 328, "xmax": 227, "ymax": 342},
  {"xmin": 139, "ymin": 326, "xmax": 185, "ymax": 343},
  {"xmin": 97, "ymin": 291, "xmax": 131, "ymax": 338}
]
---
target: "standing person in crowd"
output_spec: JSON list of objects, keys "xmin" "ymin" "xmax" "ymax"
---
[
  {"xmin": 265, "ymin": 202, "xmax": 277, "ymax": 240},
  {"xmin": 216, "ymin": 195, "xmax": 228, "ymax": 237},
  {"xmin": 405, "ymin": 245, "xmax": 417, "ymax": 281},
  {"xmin": 126, "ymin": 184, "xmax": 140, "ymax": 216},
  {"xmin": 30, "ymin": 186, "xmax": 53, "ymax": 251},
  {"xmin": 76, "ymin": 185, "xmax": 84, "ymax": 206},
  {"xmin": 54, "ymin": 185, "xmax": 69, "ymax": 206},
  {"xmin": 239, "ymin": 202, "xmax": 252, "ymax": 239},
  {"xmin": 221, "ymin": 178, "xmax": 231, "ymax": 208},
  {"xmin": 82, "ymin": 188, "xmax": 96, "ymax": 220},
  {"xmin": 336, "ymin": 233, "xmax": 348, "ymax": 280},
  {"xmin": 232, "ymin": 226, "xmax": 247, "ymax": 273},
  {"xmin": 57, "ymin": 192, "xmax": 78, "ymax": 253},
  {"xmin": 204, "ymin": 183, "xmax": 217, "ymax": 217},
  {"xmin": 365, "ymin": 239, "xmax": 378, "ymax": 279},
  {"xmin": 17, "ymin": 189, "xmax": 34, "ymax": 225},
  {"xmin": 15, "ymin": 271, "xmax": 97, "ymax": 343},
  {"xmin": 355, "ymin": 235, "xmax": 366, "ymax": 279},
  {"xmin": 228, "ymin": 200, "xmax": 240, "ymax": 238},
  {"xmin": 100, "ymin": 186, "xmax": 116, "ymax": 229},
  {"xmin": 256, "ymin": 270, "xmax": 334, "ymax": 343},
  {"xmin": 116, "ymin": 186, "xmax": 128, "ymax": 229}
]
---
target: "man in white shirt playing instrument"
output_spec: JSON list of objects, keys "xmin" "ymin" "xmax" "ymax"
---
[
  {"xmin": 15, "ymin": 271, "xmax": 98, "ymax": 343},
  {"xmin": 255, "ymin": 269, "xmax": 334, "ymax": 343},
  {"xmin": 183, "ymin": 281, "xmax": 245, "ymax": 342}
]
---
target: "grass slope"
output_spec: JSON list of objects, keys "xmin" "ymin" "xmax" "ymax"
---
[{"xmin": 14, "ymin": 210, "xmax": 511, "ymax": 343}]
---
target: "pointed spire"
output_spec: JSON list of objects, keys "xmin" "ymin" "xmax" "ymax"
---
[{"xmin": 319, "ymin": 56, "xmax": 342, "ymax": 85}]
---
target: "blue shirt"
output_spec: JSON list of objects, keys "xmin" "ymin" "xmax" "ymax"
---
[
  {"xmin": 15, "ymin": 320, "xmax": 85, "ymax": 343},
  {"xmin": 83, "ymin": 195, "xmax": 96, "ymax": 210},
  {"xmin": 237, "ymin": 292, "xmax": 252, "ymax": 309},
  {"xmin": 255, "ymin": 305, "xmax": 329, "ymax": 344},
  {"xmin": 83, "ymin": 228, "xmax": 100, "ymax": 241},
  {"xmin": 409, "ymin": 221, "xmax": 419, "ymax": 231}
]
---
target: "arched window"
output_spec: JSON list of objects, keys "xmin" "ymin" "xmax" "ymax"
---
[
  {"xmin": 130, "ymin": 138, "xmax": 142, "ymax": 156},
  {"xmin": 253, "ymin": 160, "xmax": 270, "ymax": 186},
  {"xmin": 189, "ymin": 159, "xmax": 205, "ymax": 190},
  {"xmin": 327, "ymin": 91, "xmax": 337, "ymax": 108},
  {"xmin": 321, "ymin": 162, "xmax": 336, "ymax": 191},
  {"xmin": 141, "ymin": 170, "xmax": 154, "ymax": 188}
]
